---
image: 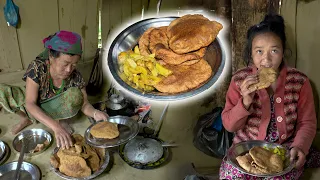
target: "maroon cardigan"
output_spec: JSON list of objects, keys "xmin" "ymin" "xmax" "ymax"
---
[{"xmin": 222, "ymin": 65, "xmax": 317, "ymax": 155}]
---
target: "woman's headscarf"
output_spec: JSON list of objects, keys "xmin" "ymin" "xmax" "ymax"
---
[{"xmin": 38, "ymin": 30, "xmax": 83, "ymax": 59}]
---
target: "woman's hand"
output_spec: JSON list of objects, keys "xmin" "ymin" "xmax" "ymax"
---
[
  {"xmin": 240, "ymin": 74, "xmax": 258, "ymax": 109},
  {"xmin": 93, "ymin": 110, "xmax": 109, "ymax": 121},
  {"xmin": 290, "ymin": 147, "xmax": 306, "ymax": 169},
  {"xmin": 52, "ymin": 123, "xmax": 73, "ymax": 149}
]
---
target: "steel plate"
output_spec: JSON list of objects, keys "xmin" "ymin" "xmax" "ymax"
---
[
  {"xmin": 12, "ymin": 129, "xmax": 52, "ymax": 156},
  {"xmin": 108, "ymin": 17, "xmax": 225, "ymax": 100},
  {"xmin": 0, "ymin": 141, "xmax": 6, "ymax": 161},
  {"xmin": 0, "ymin": 143, "xmax": 10, "ymax": 165},
  {"xmin": 85, "ymin": 116, "xmax": 139, "ymax": 148},
  {"xmin": 0, "ymin": 161, "xmax": 41, "ymax": 180},
  {"xmin": 51, "ymin": 147, "xmax": 110, "ymax": 180},
  {"xmin": 226, "ymin": 140, "xmax": 295, "ymax": 177}
]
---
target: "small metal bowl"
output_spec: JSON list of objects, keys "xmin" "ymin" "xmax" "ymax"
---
[
  {"xmin": 85, "ymin": 116, "xmax": 139, "ymax": 148},
  {"xmin": 0, "ymin": 141, "xmax": 7, "ymax": 160},
  {"xmin": 226, "ymin": 140, "xmax": 295, "ymax": 177},
  {"xmin": 12, "ymin": 129, "xmax": 52, "ymax": 156},
  {"xmin": 51, "ymin": 147, "xmax": 111, "ymax": 180},
  {"xmin": 0, "ymin": 161, "xmax": 41, "ymax": 180},
  {"xmin": 0, "ymin": 142, "xmax": 10, "ymax": 165}
]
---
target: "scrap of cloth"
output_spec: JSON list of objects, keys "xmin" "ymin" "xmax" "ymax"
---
[
  {"xmin": 0, "ymin": 84, "xmax": 83, "ymax": 120},
  {"xmin": 38, "ymin": 30, "xmax": 83, "ymax": 59}
]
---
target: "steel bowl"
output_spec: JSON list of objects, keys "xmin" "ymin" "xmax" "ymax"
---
[
  {"xmin": 226, "ymin": 140, "xmax": 295, "ymax": 177},
  {"xmin": 12, "ymin": 129, "xmax": 52, "ymax": 156},
  {"xmin": 0, "ymin": 161, "xmax": 41, "ymax": 180},
  {"xmin": 108, "ymin": 17, "xmax": 226, "ymax": 101},
  {"xmin": 85, "ymin": 116, "xmax": 139, "ymax": 148},
  {"xmin": 0, "ymin": 142, "xmax": 10, "ymax": 165},
  {"xmin": 51, "ymin": 147, "xmax": 111, "ymax": 180},
  {"xmin": 0, "ymin": 141, "xmax": 7, "ymax": 161}
]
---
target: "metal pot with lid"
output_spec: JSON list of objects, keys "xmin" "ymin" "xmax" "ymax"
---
[
  {"xmin": 105, "ymin": 94, "xmax": 127, "ymax": 111},
  {"xmin": 123, "ymin": 136, "xmax": 163, "ymax": 164}
]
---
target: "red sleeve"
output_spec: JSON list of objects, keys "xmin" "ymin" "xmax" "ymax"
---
[
  {"xmin": 222, "ymin": 77, "xmax": 252, "ymax": 132},
  {"xmin": 290, "ymin": 79, "xmax": 317, "ymax": 155}
]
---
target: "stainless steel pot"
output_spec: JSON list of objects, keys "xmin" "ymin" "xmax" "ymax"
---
[{"xmin": 108, "ymin": 17, "xmax": 226, "ymax": 101}]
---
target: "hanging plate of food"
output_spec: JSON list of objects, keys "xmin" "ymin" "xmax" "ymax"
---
[{"xmin": 108, "ymin": 14, "xmax": 226, "ymax": 101}]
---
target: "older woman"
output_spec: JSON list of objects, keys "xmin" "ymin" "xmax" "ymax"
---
[{"xmin": 0, "ymin": 30, "xmax": 108, "ymax": 149}]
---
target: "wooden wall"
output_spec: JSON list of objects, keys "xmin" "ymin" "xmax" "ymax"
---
[
  {"xmin": 0, "ymin": 0, "xmax": 99, "ymax": 79},
  {"xmin": 281, "ymin": 0, "xmax": 320, "ymax": 127},
  {"xmin": 100, "ymin": 0, "xmax": 231, "ymax": 48},
  {"xmin": 231, "ymin": 0, "xmax": 280, "ymax": 73}
]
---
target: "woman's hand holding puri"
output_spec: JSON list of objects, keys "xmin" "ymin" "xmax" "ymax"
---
[
  {"xmin": 240, "ymin": 74, "xmax": 258, "ymax": 109},
  {"xmin": 52, "ymin": 123, "xmax": 73, "ymax": 149},
  {"xmin": 93, "ymin": 109, "xmax": 109, "ymax": 121}
]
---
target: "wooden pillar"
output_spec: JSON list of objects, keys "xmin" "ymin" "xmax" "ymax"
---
[{"xmin": 231, "ymin": 0, "xmax": 280, "ymax": 74}]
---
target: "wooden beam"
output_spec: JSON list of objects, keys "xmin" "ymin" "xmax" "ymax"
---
[
  {"xmin": 0, "ymin": 0, "xmax": 22, "ymax": 74},
  {"xmin": 231, "ymin": 0, "xmax": 280, "ymax": 74},
  {"xmin": 15, "ymin": 0, "xmax": 59, "ymax": 70},
  {"xmin": 280, "ymin": 0, "xmax": 297, "ymax": 68}
]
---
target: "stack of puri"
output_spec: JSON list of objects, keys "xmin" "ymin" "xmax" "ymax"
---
[
  {"xmin": 139, "ymin": 14, "xmax": 223, "ymax": 93},
  {"xmin": 50, "ymin": 134, "xmax": 106, "ymax": 178}
]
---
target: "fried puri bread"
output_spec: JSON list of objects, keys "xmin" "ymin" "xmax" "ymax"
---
[
  {"xmin": 138, "ymin": 27, "xmax": 155, "ymax": 56},
  {"xmin": 90, "ymin": 121, "xmax": 119, "ymax": 139},
  {"xmin": 83, "ymin": 144, "xmax": 100, "ymax": 172},
  {"xmin": 248, "ymin": 68, "xmax": 277, "ymax": 91},
  {"xmin": 51, "ymin": 134, "xmax": 106, "ymax": 178},
  {"xmin": 154, "ymin": 59, "xmax": 212, "ymax": 93},
  {"xmin": 249, "ymin": 146, "xmax": 283, "ymax": 173},
  {"xmin": 50, "ymin": 154, "xmax": 60, "ymax": 169},
  {"xmin": 147, "ymin": 26, "xmax": 206, "ymax": 65},
  {"xmin": 57, "ymin": 152, "xmax": 92, "ymax": 178},
  {"xmin": 236, "ymin": 153, "xmax": 267, "ymax": 175},
  {"xmin": 167, "ymin": 14, "xmax": 223, "ymax": 54},
  {"xmin": 236, "ymin": 146, "xmax": 284, "ymax": 175},
  {"xmin": 149, "ymin": 26, "xmax": 169, "ymax": 54},
  {"xmin": 155, "ymin": 44, "xmax": 206, "ymax": 65}
]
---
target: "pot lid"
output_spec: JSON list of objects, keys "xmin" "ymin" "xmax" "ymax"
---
[{"xmin": 123, "ymin": 136, "xmax": 163, "ymax": 164}]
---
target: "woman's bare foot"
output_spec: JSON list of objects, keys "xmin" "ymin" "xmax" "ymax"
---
[
  {"xmin": 59, "ymin": 119, "xmax": 74, "ymax": 134},
  {"xmin": 11, "ymin": 118, "xmax": 33, "ymax": 135}
]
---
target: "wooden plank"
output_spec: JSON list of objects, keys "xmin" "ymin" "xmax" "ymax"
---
[
  {"xmin": 14, "ymin": 0, "xmax": 59, "ymax": 69},
  {"xmin": 101, "ymin": 0, "xmax": 110, "ymax": 48},
  {"xmin": 58, "ymin": 0, "xmax": 87, "ymax": 62},
  {"xmin": 280, "ymin": 0, "xmax": 297, "ymax": 68},
  {"xmin": 147, "ymin": 0, "xmax": 186, "ymax": 14},
  {"xmin": 131, "ymin": 0, "xmax": 142, "ymax": 19},
  {"xmin": 0, "ymin": 0, "xmax": 22, "ymax": 74},
  {"xmin": 83, "ymin": 0, "xmax": 100, "ymax": 62},
  {"xmin": 295, "ymin": 0, "xmax": 320, "ymax": 125},
  {"xmin": 109, "ymin": 0, "xmax": 123, "ymax": 30},
  {"xmin": 121, "ymin": 0, "xmax": 132, "ymax": 23},
  {"xmin": 231, "ymin": 0, "xmax": 280, "ymax": 74}
]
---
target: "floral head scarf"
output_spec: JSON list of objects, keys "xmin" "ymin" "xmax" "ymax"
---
[{"xmin": 38, "ymin": 30, "xmax": 82, "ymax": 59}]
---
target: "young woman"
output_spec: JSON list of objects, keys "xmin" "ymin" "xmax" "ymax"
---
[{"xmin": 220, "ymin": 14, "xmax": 318, "ymax": 179}]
